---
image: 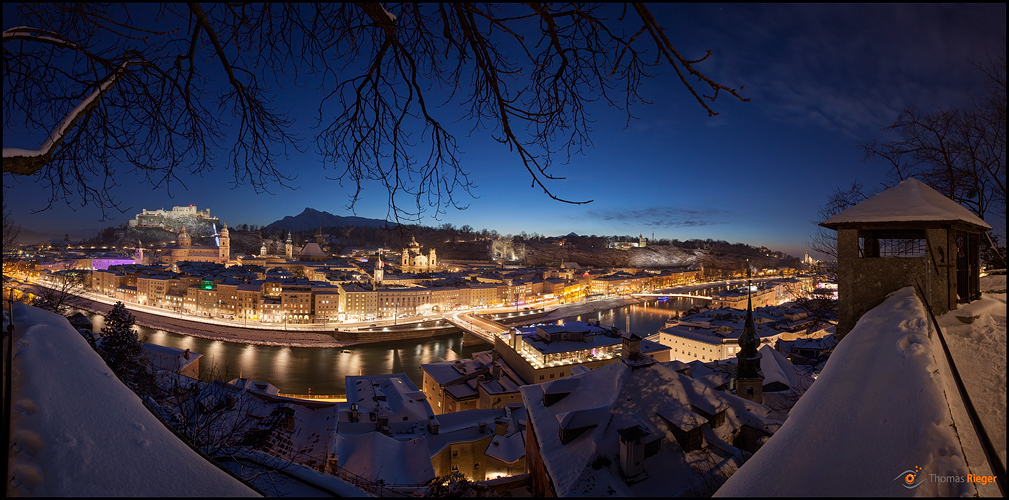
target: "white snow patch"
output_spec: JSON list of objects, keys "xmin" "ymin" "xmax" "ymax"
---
[
  {"xmin": 935, "ymin": 284, "xmax": 1006, "ymax": 472},
  {"xmin": 5, "ymin": 303, "xmax": 258, "ymax": 497}
]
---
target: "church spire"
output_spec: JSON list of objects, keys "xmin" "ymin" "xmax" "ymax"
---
[{"xmin": 736, "ymin": 260, "xmax": 763, "ymax": 383}]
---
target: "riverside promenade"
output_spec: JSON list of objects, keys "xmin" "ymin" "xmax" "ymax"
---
[
  {"xmin": 77, "ymin": 295, "xmax": 351, "ymax": 348},
  {"xmin": 63, "ymin": 277, "xmax": 767, "ymax": 348}
]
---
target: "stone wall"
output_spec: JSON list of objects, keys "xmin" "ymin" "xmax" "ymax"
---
[{"xmin": 836, "ymin": 227, "xmax": 954, "ymax": 337}]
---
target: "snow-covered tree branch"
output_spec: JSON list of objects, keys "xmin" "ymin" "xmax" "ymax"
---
[{"xmin": 3, "ymin": 3, "xmax": 747, "ymax": 222}]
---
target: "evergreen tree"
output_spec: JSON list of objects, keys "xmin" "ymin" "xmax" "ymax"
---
[{"xmin": 99, "ymin": 302, "xmax": 145, "ymax": 378}]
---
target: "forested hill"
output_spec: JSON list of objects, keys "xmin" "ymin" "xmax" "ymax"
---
[{"xmin": 88, "ymin": 210, "xmax": 800, "ymax": 271}]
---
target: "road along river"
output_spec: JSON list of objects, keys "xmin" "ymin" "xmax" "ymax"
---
[{"xmin": 85, "ymin": 295, "xmax": 717, "ymax": 398}]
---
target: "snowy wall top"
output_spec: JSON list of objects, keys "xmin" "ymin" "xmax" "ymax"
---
[{"xmin": 820, "ymin": 178, "xmax": 991, "ymax": 230}]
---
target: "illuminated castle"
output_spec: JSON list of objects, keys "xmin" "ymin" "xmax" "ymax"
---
[{"xmin": 129, "ymin": 204, "xmax": 219, "ymax": 230}]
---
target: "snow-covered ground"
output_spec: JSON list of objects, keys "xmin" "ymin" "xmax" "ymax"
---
[
  {"xmin": 716, "ymin": 286, "xmax": 988, "ymax": 497},
  {"xmin": 5, "ymin": 303, "xmax": 259, "ymax": 497},
  {"xmin": 937, "ymin": 275, "xmax": 1006, "ymax": 472}
]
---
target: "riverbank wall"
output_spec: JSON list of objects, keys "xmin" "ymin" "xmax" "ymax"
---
[{"xmin": 332, "ymin": 320, "xmax": 462, "ymax": 343}]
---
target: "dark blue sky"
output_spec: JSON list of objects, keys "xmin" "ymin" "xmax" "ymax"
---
[{"xmin": 4, "ymin": 3, "xmax": 1005, "ymax": 259}]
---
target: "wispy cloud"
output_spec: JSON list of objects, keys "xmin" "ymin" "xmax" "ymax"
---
[
  {"xmin": 587, "ymin": 207, "xmax": 731, "ymax": 228},
  {"xmin": 664, "ymin": 4, "xmax": 1006, "ymax": 138}
]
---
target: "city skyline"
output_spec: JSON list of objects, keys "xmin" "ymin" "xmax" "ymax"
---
[{"xmin": 3, "ymin": 3, "xmax": 1005, "ymax": 260}]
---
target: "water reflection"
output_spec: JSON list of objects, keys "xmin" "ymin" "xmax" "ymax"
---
[{"xmin": 84, "ymin": 293, "xmax": 707, "ymax": 398}]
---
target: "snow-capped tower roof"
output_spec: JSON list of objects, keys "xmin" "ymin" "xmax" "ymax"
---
[
  {"xmin": 820, "ymin": 178, "xmax": 990, "ymax": 230},
  {"xmin": 220, "ymin": 223, "xmax": 229, "ymax": 237}
]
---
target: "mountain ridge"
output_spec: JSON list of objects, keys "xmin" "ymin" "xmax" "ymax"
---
[{"xmin": 263, "ymin": 208, "xmax": 393, "ymax": 233}]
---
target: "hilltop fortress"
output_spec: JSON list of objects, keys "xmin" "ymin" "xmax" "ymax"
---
[{"xmin": 129, "ymin": 205, "xmax": 221, "ymax": 233}]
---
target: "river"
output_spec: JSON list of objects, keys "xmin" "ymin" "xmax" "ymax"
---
[{"xmin": 86, "ymin": 289, "xmax": 720, "ymax": 398}]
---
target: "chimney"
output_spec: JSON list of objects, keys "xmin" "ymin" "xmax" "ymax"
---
[
  {"xmin": 350, "ymin": 403, "xmax": 359, "ymax": 423},
  {"xmin": 492, "ymin": 363, "xmax": 501, "ymax": 380},
  {"xmin": 428, "ymin": 415, "xmax": 440, "ymax": 435},
  {"xmin": 183, "ymin": 348, "xmax": 190, "ymax": 360},
  {"xmin": 479, "ymin": 421, "xmax": 487, "ymax": 434},
  {"xmin": 622, "ymin": 334, "xmax": 641, "ymax": 360}
]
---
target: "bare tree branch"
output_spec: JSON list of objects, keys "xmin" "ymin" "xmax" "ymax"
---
[
  {"xmin": 861, "ymin": 52, "xmax": 1006, "ymax": 224},
  {"xmin": 808, "ymin": 181, "xmax": 872, "ymax": 260},
  {"xmin": 4, "ymin": 3, "xmax": 748, "ymax": 223}
]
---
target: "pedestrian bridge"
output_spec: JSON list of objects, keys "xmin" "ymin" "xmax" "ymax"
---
[{"xmin": 632, "ymin": 293, "xmax": 713, "ymax": 300}]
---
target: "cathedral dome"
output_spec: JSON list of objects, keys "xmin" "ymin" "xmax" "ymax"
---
[{"xmin": 178, "ymin": 226, "xmax": 191, "ymax": 247}]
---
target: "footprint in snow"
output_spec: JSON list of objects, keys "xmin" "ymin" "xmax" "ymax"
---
[
  {"xmin": 13, "ymin": 430, "xmax": 44, "ymax": 457},
  {"xmin": 10, "ymin": 462, "xmax": 43, "ymax": 492},
  {"xmin": 14, "ymin": 399, "xmax": 40, "ymax": 416}
]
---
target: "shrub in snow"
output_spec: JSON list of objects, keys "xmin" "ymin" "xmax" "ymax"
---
[{"xmin": 426, "ymin": 472, "xmax": 495, "ymax": 497}]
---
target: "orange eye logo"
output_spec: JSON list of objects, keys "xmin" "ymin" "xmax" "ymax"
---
[{"xmin": 895, "ymin": 466, "xmax": 924, "ymax": 489}]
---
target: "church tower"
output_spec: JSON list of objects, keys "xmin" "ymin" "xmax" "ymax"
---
[
  {"xmin": 219, "ymin": 223, "xmax": 230, "ymax": 263},
  {"xmin": 285, "ymin": 231, "xmax": 293, "ymax": 259},
  {"xmin": 735, "ymin": 262, "xmax": 764, "ymax": 403},
  {"xmin": 135, "ymin": 240, "xmax": 144, "ymax": 265},
  {"xmin": 374, "ymin": 250, "xmax": 384, "ymax": 289}
]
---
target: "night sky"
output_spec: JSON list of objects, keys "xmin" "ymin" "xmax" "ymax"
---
[{"xmin": 3, "ymin": 4, "xmax": 1005, "ymax": 259}]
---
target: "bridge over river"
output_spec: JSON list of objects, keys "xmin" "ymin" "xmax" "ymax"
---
[
  {"xmin": 445, "ymin": 312, "xmax": 508, "ymax": 346},
  {"xmin": 632, "ymin": 293, "xmax": 713, "ymax": 299}
]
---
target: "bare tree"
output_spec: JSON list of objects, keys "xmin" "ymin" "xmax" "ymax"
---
[
  {"xmin": 153, "ymin": 364, "xmax": 259, "ymax": 459},
  {"xmin": 681, "ymin": 449, "xmax": 738, "ymax": 497},
  {"xmin": 807, "ymin": 181, "xmax": 873, "ymax": 261},
  {"xmin": 3, "ymin": 3, "xmax": 747, "ymax": 222},
  {"xmin": 150, "ymin": 363, "xmax": 330, "ymax": 494},
  {"xmin": 28, "ymin": 262, "xmax": 87, "ymax": 316},
  {"xmin": 861, "ymin": 53, "xmax": 1006, "ymax": 224},
  {"xmin": 780, "ymin": 278, "xmax": 837, "ymax": 336},
  {"xmin": 2, "ymin": 200, "xmax": 21, "ymax": 256}
]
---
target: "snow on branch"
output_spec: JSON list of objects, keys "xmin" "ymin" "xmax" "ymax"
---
[
  {"xmin": 3, "ymin": 26, "xmax": 83, "ymax": 51},
  {"xmin": 3, "ymin": 57, "xmax": 138, "ymax": 174}
]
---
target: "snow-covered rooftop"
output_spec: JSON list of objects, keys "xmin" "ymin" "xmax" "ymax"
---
[
  {"xmin": 757, "ymin": 344, "xmax": 811, "ymax": 391},
  {"xmin": 521, "ymin": 357, "xmax": 780, "ymax": 496},
  {"xmin": 342, "ymin": 374, "xmax": 433, "ymax": 428},
  {"xmin": 820, "ymin": 177, "xmax": 991, "ymax": 229},
  {"xmin": 6, "ymin": 303, "xmax": 258, "ymax": 497}
]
